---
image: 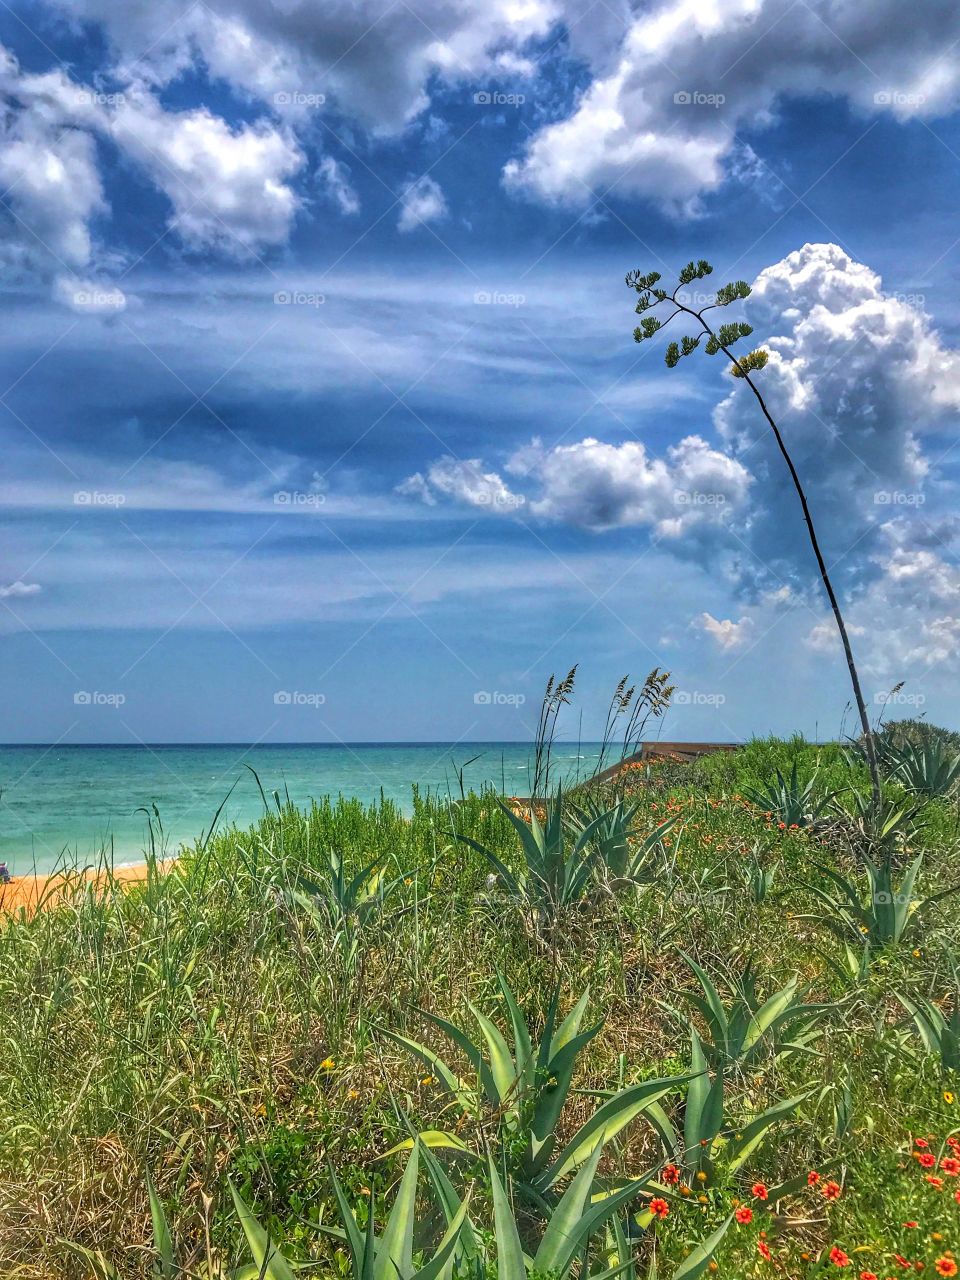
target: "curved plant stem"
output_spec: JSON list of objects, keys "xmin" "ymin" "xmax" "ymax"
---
[{"xmin": 672, "ymin": 296, "xmax": 881, "ymax": 810}]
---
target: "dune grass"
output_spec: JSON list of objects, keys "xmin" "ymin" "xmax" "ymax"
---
[{"xmin": 0, "ymin": 737, "xmax": 958, "ymax": 1277}]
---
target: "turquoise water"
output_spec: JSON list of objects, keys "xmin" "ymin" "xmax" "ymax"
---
[{"xmin": 0, "ymin": 742, "xmax": 607, "ymax": 873}]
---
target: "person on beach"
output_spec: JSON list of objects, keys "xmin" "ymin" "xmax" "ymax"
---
[{"xmin": 0, "ymin": 863, "xmax": 10, "ymax": 884}]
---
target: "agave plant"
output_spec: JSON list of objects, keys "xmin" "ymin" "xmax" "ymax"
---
[
  {"xmin": 891, "ymin": 741, "xmax": 960, "ymax": 798},
  {"xmin": 739, "ymin": 848, "xmax": 779, "ymax": 904},
  {"xmin": 326, "ymin": 1143, "xmax": 468, "ymax": 1280},
  {"xmin": 294, "ymin": 849, "xmax": 403, "ymax": 928},
  {"xmin": 287, "ymin": 850, "xmax": 410, "ymax": 970},
  {"xmin": 742, "ymin": 761, "xmax": 836, "ymax": 828},
  {"xmin": 564, "ymin": 795, "xmax": 678, "ymax": 883},
  {"xmin": 800, "ymin": 854, "xmax": 960, "ymax": 950},
  {"xmin": 837, "ymin": 789, "xmax": 927, "ymax": 861},
  {"xmin": 896, "ymin": 987, "xmax": 960, "ymax": 1074},
  {"xmin": 643, "ymin": 1029, "xmax": 811, "ymax": 1184},
  {"xmin": 382, "ymin": 973, "xmax": 688, "ymax": 1197},
  {"xmin": 663, "ymin": 954, "xmax": 829, "ymax": 1069},
  {"xmin": 483, "ymin": 1148, "xmax": 649, "ymax": 1279},
  {"xmin": 456, "ymin": 789, "xmax": 649, "ymax": 924}
]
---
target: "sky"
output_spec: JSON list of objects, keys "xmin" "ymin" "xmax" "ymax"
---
[{"xmin": 1, "ymin": 0, "xmax": 960, "ymax": 745}]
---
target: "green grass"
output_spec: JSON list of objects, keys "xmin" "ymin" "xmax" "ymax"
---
[{"xmin": 0, "ymin": 737, "xmax": 959, "ymax": 1277}]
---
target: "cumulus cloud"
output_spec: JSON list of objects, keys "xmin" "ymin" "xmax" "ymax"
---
[
  {"xmin": 506, "ymin": 0, "xmax": 960, "ymax": 206},
  {"xmin": 0, "ymin": 581, "xmax": 41, "ymax": 599},
  {"xmin": 111, "ymin": 91, "xmax": 303, "ymax": 255},
  {"xmin": 0, "ymin": 41, "xmax": 307, "ymax": 279},
  {"xmin": 397, "ymin": 457, "xmax": 525, "ymax": 512},
  {"xmin": 696, "ymin": 612, "xmax": 753, "ymax": 651},
  {"xmin": 397, "ymin": 176, "xmax": 448, "ymax": 233},
  {"xmin": 802, "ymin": 522, "xmax": 960, "ymax": 678},
  {"xmin": 0, "ymin": 46, "xmax": 106, "ymax": 272},
  {"xmin": 401, "ymin": 434, "xmax": 751, "ymax": 533},
  {"xmin": 44, "ymin": 0, "xmax": 558, "ymax": 133},
  {"xmin": 714, "ymin": 242, "xmax": 960, "ymax": 583}
]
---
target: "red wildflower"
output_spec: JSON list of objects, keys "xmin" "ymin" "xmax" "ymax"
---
[
  {"xmin": 752, "ymin": 1182, "xmax": 769, "ymax": 1200},
  {"xmin": 915, "ymin": 1139, "xmax": 930, "ymax": 1149},
  {"xmin": 649, "ymin": 1198, "xmax": 670, "ymax": 1220},
  {"xmin": 662, "ymin": 1163, "xmax": 680, "ymax": 1184},
  {"xmin": 902, "ymin": 1222, "xmax": 919, "ymax": 1229},
  {"xmin": 859, "ymin": 1273, "xmax": 879, "ymax": 1280},
  {"xmin": 927, "ymin": 1176, "xmax": 945, "ymax": 1190},
  {"xmin": 735, "ymin": 1206, "xmax": 754, "ymax": 1224},
  {"xmin": 941, "ymin": 1157, "xmax": 960, "ymax": 1176},
  {"xmin": 935, "ymin": 1260, "xmax": 958, "ymax": 1278},
  {"xmin": 830, "ymin": 1247, "xmax": 851, "ymax": 1267},
  {"xmin": 808, "ymin": 1171, "xmax": 821, "ymax": 1185},
  {"xmin": 822, "ymin": 1180, "xmax": 843, "ymax": 1200},
  {"xmin": 917, "ymin": 1153, "xmax": 937, "ymax": 1169},
  {"xmin": 758, "ymin": 1242, "xmax": 772, "ymax": 1260},
  {"xmin": 894, "ymin": 1255, "xmax": 912, "ymax": 1269}
]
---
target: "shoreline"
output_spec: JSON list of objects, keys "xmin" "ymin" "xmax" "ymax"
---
[{"xmin": 0, "ymin": 860, "xmax": 174, "ymax": 914}]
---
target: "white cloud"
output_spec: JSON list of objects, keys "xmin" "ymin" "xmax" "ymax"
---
[
  {"xmin": 110, "ymin": 91, "xmax": 303, "ymax": 255},
  {"xmin": 401, "ymin": 433, "xmax": 751, "ymax": 533},
  {"xmin": 0, "ymin": 44, "xmax": 309, "ymax": 274},
  {"xmin": 0, "ymin": 580, "xmax": 41, "ymax": 599},
  {"xmin": 712, "ymin": 242, "xmax": 960, "ymax": 581},
  {"xmin": 397, "ymin": 175, "xmax": 448, "ymax": 233},
  {"xmin": 696, "ymin": 612, "xmax": 752, "ymax": 651},
  {"xmin": 397, "ymin": 457, "xmax": 525, "ymax": 512},
  {"xmin": 506, "ymin": 0, "xmax": 960, "ymax": 206},
  {"xmin": 53, "ymin": 274, "xmax": 127, "ymax": 314},
  {"xmin": 318, "ymin": 155, "xmax": 359, "ymax": 215},
  {"xmin": 0, "ymin": 46, "xmax": 106, "ymax": 272},
  {"xmin": 811, "ymin": 522, "xmax": 960, "ymax": 677},
  {"xmin": 45, "ymin": 0, "xmax": 558, "ymax": 132}
]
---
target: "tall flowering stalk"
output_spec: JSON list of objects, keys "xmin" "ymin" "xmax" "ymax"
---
[{"xmin": 626, "ymin": 260, "xmax": 881, "ymax": 810}]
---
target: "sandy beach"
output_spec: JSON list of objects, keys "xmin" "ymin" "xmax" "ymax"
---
[{"xmin": 0, "ymin": 861, "xmax": 173, "ymax": 915}]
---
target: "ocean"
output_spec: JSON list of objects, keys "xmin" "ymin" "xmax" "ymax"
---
[{"xmin": 0, "ymin": 742, "xmax": 607, "ymax": 873}]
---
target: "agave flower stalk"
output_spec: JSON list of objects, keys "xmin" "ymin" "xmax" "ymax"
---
[{"xmin": 626, "ymin": 261, "xmax": 881, "ymax": 811}]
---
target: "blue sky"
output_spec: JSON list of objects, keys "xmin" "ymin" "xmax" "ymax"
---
[{"xmin": 2, "ymin": 0, "xmax": 960, "ymax": 744}]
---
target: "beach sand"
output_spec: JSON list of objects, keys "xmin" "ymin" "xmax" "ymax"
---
[{"xmin": 0, "ymin": 861, "xmax": 173, "ymax": 915}]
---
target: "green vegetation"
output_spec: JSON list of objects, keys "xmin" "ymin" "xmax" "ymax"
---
[{"xmin": 1, "ymin": 724, "xmax": 960, "ymax": 1278}]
